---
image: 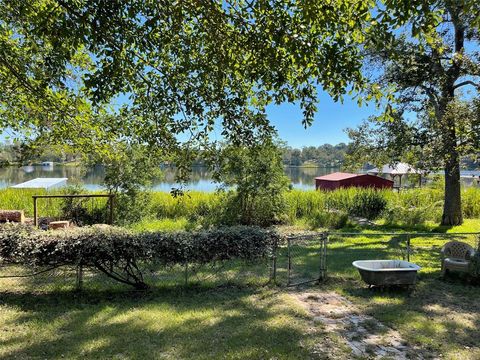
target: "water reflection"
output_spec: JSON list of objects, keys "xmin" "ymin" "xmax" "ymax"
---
[{"xmin": 0, "ymin": 165, "xmax": 478, "ymax": 192}]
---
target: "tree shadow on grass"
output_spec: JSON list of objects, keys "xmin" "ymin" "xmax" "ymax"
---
[
  {"xmin": 340, "ymin": 276, "xmax": 480, "ymax": 356},
  {"xmin": 0, "ymin": 286, "xmax": 317, "ymax": 359},
  {"xmin": 327, "ymin": 243, "xmax": 399, "ymax": 275}
]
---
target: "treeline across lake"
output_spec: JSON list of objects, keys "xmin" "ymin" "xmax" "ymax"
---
[
  {"xmin": 2, "ymin": 140, "xmax": 477, "ymax": 171},
  {"xmin": 281, "ymin": 143, "xmax": 349, "ymax": 167}
]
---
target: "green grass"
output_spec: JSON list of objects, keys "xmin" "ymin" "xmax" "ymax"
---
[
  {"xmin": 2, "ymin": 221, "xmax": 479, "ymax": 358},
  {"xmin": 322, "ymin": 220, "xmax": 480, "ymax": 359},
  {"xmin": 0, "ymin": 186, "xmax": 479, "ymax": 358},
  {"xmin": 0, "ymin": 188, "xmax": 108, "ymax": 218},
  {"xmin": 128, "ymin": 217, "xmax": 190, "ymax": 232},
  {"xmin": 0, "ymin": 274, "xmax": 347, "ymax": 360},
  {"xmin": 271, "ymin": 220, "xmax": 480, "ymax": 358}
]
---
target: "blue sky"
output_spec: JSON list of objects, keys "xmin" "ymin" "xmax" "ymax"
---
[
  {"xmin": 0, "ymin": 90, "xmax": 379, "ymax": 148},
  {"xmin": 267, "ymin": 91, "xmax": 378, "ymax": 148}
]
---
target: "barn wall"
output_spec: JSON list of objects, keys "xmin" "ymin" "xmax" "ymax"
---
[
  {"xmin": 350, "ymin": 175, "xmax": 393, "ymax": 189},
  {"xmin": 315, "ymin": 179, "xmax": 340, "ymax": 190},
  {"xmin": 315, "ymin": 175, "xmax": 393, "ymax": 191}
]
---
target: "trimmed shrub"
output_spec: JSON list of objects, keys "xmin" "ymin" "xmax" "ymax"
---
[{"xmin": 0, "ymin": 223, "xmax": 280, "ymax": 289}]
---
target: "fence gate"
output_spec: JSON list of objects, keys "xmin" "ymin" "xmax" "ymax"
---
[{"xmin": 285, "ymin": 233, "xmax": 327, "ymax": 286}]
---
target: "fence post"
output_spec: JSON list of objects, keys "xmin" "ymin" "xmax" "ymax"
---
[
  {"xmin": 184, "ymin": 262, "xmax": 188, "ymax": 286},
  {"xmin": 406, "ymin": 235, "xmax": 411, "ymax": 262},
  {"xmin": 319, "ymin": 232, "xmax": 328, "ymax": 282},
  {"xmin": 33, "ymin": 196, "xmax": 38, "ymax": 227},
  {"xmin": 76, "ymin": 264, "xmax": 83, "ymax": 291},
  {"xmin": 287, "ymin": 237, "xmax": 291, "ymax": 286},
  {"xmin": 271, "ymin": 241, "xmax": 277, "ymax": 284}
]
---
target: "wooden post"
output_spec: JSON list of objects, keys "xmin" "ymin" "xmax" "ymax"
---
[
  {"xmin": 33, "ymin": 196, "xmax": 38, "ymax": 227},
  {"xmin": 319, "ymin": 233, "xmax": 327, "ymax": 282},
  {"xmin": 287, "ymin": 238, "xmax": 291, "ymax": 286},
  {"xmin": 76, "ymin": 265, "xmax": 83, "ymax": 291},
  {"xmin": 271, "ymin": 242, "xmax": 277, "ymax": 284}
]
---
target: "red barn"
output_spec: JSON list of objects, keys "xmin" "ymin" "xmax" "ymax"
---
[{"xmin": 315, "ymin": 172, "xmax": 394, "ymax": 191}]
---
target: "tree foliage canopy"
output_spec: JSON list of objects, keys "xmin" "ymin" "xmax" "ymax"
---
[
  {"xmin": 346, "ymin": 0, "xmax": 480, "ymax": 225},
  {"xmin": 0, "ymin": 1, "xmax": 443, "ymax": 155}
]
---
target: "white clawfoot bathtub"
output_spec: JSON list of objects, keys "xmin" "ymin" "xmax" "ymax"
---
[{"xmin": 352, "ymin": 260, "xmax": 421, "ymax": 286}]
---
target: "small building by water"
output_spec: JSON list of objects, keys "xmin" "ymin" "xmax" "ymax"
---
[
  {"xmin": 315, "ymin": 172, "xmax": 393, "ymax": 191},
  {"xmin": 11, "ymin": 178, "xmax": 68, "ymax": 190}
]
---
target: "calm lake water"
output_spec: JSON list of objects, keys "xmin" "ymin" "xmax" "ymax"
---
[{"xmin": 0, "ymin": 165, "xmax": 479, "ymax": 192}]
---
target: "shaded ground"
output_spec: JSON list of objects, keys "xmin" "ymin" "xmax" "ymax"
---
[
  {"xmin": 0, "ymin": 285, "xmax": 336, "ymax": 359},
  {"xmin": 333, "ymin": 277, "xmax": 480, "ymax": 360},
  {"xmin": 0, "ymin": 222, "xmax": 479, "ymax": 359},
  {"xmin": 294, "ymin": 291, "xmax": 432, "ymax": 359}
]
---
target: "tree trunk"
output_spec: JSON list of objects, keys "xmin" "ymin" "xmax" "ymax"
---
[
  {"xmin": 442, "ymin": 150, "xmax": 463, "ymax": 226},
  {"xmin": 439, "ymin": 3, "xmax": 464, "ymax": 226}
]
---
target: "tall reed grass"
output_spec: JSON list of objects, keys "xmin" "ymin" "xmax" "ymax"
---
[
  {"xmin": 0, "ymin": 188, "xmax": 109, "ymax": 219},
  {"xmin": 0, "ymin": 186, "xmax": 479, "ymax": 227}
]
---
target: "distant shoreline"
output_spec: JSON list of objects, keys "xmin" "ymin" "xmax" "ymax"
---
[
  {"xmin": 283, "ymin": 165, "xmax": 340, "ymax": 169},
  {"xmin": 1, "ymin": 163, "xmax": 479, "ymax": 171}
]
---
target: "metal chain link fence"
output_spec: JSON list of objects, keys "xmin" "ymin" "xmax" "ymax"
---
[
  {"xmin": 326, "ymin": 232, "xmax": 480, "ymax": 278},
  {"xmin": 2, "ymin": 231, "xmax": 478, "ymax": 291}
]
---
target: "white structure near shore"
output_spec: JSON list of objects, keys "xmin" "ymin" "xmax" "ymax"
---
[
  {"xmin": 368, "ymin": 163, "xmax": 424, "ymax": 188},
  {"xmin": 11, "ymin": 178, "xmax": 68, "ymax": 190}
]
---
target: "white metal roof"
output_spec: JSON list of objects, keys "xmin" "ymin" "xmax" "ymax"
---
[
  {"xmin": 11, "ymin": 178, "xmax": 68, "ymax": 189},
  {"xmin": 368, "ymin": 163, "xmax": 421, "ymax": 175}
]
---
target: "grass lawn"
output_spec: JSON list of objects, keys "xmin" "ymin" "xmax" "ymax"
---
[
  {"xmin": 322, "ymin": 218, "xmax": 480, "ymax": 359},
  {"xmin": 0, "ymin": 219, "xmax": 478, "ymax": 359},
  {"xmin": 333, "ymin": 278, "xmax": 480, "ymax": 359},
  {"xmin": 0, "ymin": 284, "xmax": 341, "ymax": 359}
]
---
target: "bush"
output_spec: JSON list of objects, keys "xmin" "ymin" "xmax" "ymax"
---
[
  {"xmin": 463, "ymin": 187, "xmax": 480, "ymax": 219},
  {"xmin": 383, "ymin": 202, "xmax": 443, "ymax": 226},
  {"xmin": 308, "ymin": 210, "xmax": 348, "ymax": 229},
  {"xmin": 214, "ymin": 143, "xmax": 290, "ymax": 227},
  {"xmin": 347, "ymin": 190, "xmax": 387, "ymax": 220},
  {"xmin": 100, "ymin": 144, "xmax": 162, "ymax": 225},
  {"xmin": 383, "ymin": 188, "xmax": 443, "ymax": 225},
  {"xmin": 469, "ymin": 238, "xmax": 480, "ymax": 279},
  {"xmin": 0, "ymin": 223, "xmax": 280, "ymax": 289}
]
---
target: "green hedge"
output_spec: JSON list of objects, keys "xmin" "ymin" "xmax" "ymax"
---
[{"xmin": 0, "ymin": 224, "xmax": 280, "ymax": 289}]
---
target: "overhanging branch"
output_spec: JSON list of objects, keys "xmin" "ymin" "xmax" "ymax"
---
[{"xmin": 453, "ymin": 80, "xmax": 480, "ymax": 90}]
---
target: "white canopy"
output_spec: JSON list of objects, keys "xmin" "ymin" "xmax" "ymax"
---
[
  {"xmin": 11, "ymin": 178, "xmax": 68, "ymax": 189},
  {"xmin": 368, "ymin": 163, "xmax": 421, "ymax": 176}
]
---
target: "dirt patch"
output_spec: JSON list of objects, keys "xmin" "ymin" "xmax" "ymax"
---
[{"xmin": 293, "ymin": 291, "xmax": 437, "ymax": 359}]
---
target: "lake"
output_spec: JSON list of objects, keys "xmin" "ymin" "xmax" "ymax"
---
[{"xmin": 0, "ymin": 165, "xmax": 479, "ymax": 192}]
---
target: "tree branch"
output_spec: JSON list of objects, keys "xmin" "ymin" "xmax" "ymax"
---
[
  {"xmin": 0, "ymin": 265, "xmax": 63, "ymax": 278},
  {"xmin": 453, "ymin": 80, "xmax": 480, "ymax": 90}
]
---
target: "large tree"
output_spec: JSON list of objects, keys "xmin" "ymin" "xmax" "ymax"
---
[
  {"xmin": 0, "ymin": 2, "xmax": 441, "ymax": 159},
  {"xmin": 347, "ymin": 0, "xmax": 480, "ymax": 225}
]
